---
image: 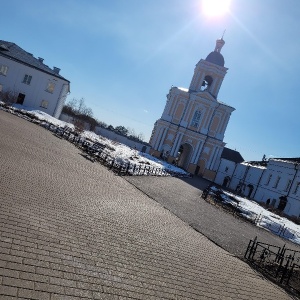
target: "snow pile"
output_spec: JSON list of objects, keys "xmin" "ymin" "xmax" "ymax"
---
[
  {"xmin": 29, "ymin": 110, "xmax": 75, "ymax": 129},
  {"xmin": 222, "ymin": 190, "xmax": 300, "ymax": 245},
  {"xmin": 23, "ymin": 110, "xmax": 189, "ymax": 176}
]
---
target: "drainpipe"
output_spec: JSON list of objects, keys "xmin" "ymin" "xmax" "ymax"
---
[
  {"xmin": 229, "ymin": 162, "xmax": 239, "ymax": 190},
  {"xmin": 252, "ymin": 167, "xmax": 266, "ymax": 200},
  {"xmin": 287, "ymin": 163, "xmax": 299, "ymax": 197}
]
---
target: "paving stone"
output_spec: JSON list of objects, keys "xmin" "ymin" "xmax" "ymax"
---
[
  {"xmin": 17, "ymin": 288, "xmax": 50, "ymax": 300},
  {"xmin": 0, "ymin": 110, "xmax": 295, "ymax": 300},
  {"xmin": 0, "ymin": 285, "xmax": 18, "ymax": 297}
]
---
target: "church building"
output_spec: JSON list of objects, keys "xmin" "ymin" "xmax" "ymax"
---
[{"xmin": 149, "ymin": 38, "xmax": 235, "ymax": 180}]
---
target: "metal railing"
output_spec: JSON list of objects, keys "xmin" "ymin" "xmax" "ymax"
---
[
  {"xmin": 40, "ymin": 121, "xmax": 190, "ymax": 178},
  {"xmin": 201, "ymin": 187, "xmax": 300, "ymax": 242},
  {"xmin": 245, "ymin": 237, "xmax": 300, "ymax": 295}
]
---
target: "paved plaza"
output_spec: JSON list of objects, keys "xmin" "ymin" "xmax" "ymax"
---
[{"xmin": 0, "ymin": 110, "xmax": 296, "ymax": 299}]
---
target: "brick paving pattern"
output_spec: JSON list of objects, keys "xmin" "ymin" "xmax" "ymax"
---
[
  {"xmin": 125, "ymin": 176, "xmax": 300, "ymax": 257},
  {"xmin": 0, "ymin": 110, "xmax": 295, "ymax": 299}
]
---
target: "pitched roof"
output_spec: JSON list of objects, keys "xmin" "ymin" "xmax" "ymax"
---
[
  {"xmin": 221, "ymin": 147, "xmax": 244, "ymax": 163},
  {"xmin": 273, "ymin": 157, "xmax": 300, "ymax": 163},
  {"xmin": 0, "ymin": 40, "xmax": 69, "ymax": 82}
]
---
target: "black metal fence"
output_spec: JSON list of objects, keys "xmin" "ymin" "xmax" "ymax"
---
[
  {"xmin": 0, "ymin": 105, "xmax": 188, "ymax": 177},
  {"xmin": 201, "ymin": 187, "xmax": 300, "ymax": 242},
  {"xmin": 245, "ymin": 237, "xmax": 300, "ymax": 295},
  {"xmin": 201, "ymin": 188, "xmax": 242, "ymax": 217},
  {"xmin": 38, "ymin": 119, "xmax": 190, "ymax": 178}
]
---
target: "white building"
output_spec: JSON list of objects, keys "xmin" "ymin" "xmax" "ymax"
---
[
  {"xmin": 215, "ymin": 155, "xmax": 300, "ymax": 217},
  {"xmin": 0, "ymin": 40, "xmax": 70, "ymax": 118},
  {"xmin": 149, "ymin": 38, "xmax": 235, "ymax": 181}
]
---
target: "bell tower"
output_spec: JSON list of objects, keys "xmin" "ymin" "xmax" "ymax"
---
[
  {"xmin": 149, "ymin": 38, "xmax": 235, "ymax": 181},
  {"xmin": 189, "ymin": 38, "xmax": 227, "ymax": 98}
]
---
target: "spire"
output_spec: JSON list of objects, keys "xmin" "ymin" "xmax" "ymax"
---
[{"xmin": 214, "ymin": 38, "xmax": 225, "ymax": 53}]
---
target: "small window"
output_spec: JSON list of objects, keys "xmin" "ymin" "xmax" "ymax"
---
[
  {"xmin": 22, "ymin": 74, "xmax": 32, "ymax": 85},
  {"xmin": 46, "ymin": 82, "xmax": 55, "ymax": 93},
  {"xmin": 0, "ymin": 84, "xmax": 2, "ymax": 92},
  {"xmin": 191, "ymin": 110, "xmax": 201, "ymax": 128},
  {"xmin": 265, "ymin": 174, "xmax": 272, "ymax": 185},
  {"xmin": 0, "ymin": 65, "xmax": 8, "ymax": 76},
  {"xmin": 293, "ymin": 182, "xmax": 300, "ymax": 194},
  {"xmin": 273, "ymin": 176, "xmax": 280, "ymax": 188},
  {"xmin": 284, "ymin": 179, "xmax": 292, "ymax": 192},
  {"xmin": 40, "ymin": 100, "xmax": 48, "ymax": 108}
]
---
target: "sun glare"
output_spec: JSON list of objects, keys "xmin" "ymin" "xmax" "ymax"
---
[{"xmin": 202, "ymin": 0, "xmax": 231, "ymax": 17}]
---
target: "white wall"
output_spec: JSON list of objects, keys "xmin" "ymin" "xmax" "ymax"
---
[
  {"xmin": 255, "ymin": 159, "xmax": 300, "ymax": 216},
  {"xmin": 0, "ymin": 56, "xmax": 69, "ymax": 117},
  {"xmin": 214, "ymin": 158, "xmax": 236, "ymax": 186},
  {"xmin": 214, "ymin": 158, "xmax": 300, "ymax": 216},
  {"xmin": 94, "ymin": 126, "xmax": 151, "ymax": 153},
  {"xmin": 59, "ymin": 113, "xmax": 151, "ymax": 153}
]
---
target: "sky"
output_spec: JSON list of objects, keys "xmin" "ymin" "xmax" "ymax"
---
[{"xmin": 1, "ymin": 0, "xmax": 300, "ymax": 161}]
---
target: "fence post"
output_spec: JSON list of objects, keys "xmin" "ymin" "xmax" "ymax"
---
[
  {"xmin": 110, "ymin": 158, "xmax": 114, "ymax": 169},
  {"xmin": 286, "ymin": 263, "xmax": 296, "ymax": 286},
  {"xmin": 125, "ymin": 163, "xmax": 130, "ymax": 175},
  {"xmin": 118, "ymin": 163, "xmax": 122, "ymax": 175},
  {"xmin": 248, "ymin": 236, "xmax": 257, "ymax": 260},
  {"xmin": 280, "ymin": 254, "xmax": 293, "ymax": 284}
]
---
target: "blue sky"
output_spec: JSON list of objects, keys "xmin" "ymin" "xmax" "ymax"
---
[{"xmin": 1, "ymin": 0, "xmax": 299, "ymax": 161}]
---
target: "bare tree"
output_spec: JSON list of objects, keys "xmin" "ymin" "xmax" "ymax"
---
[{"xmin": 0, "ymin": 89, "xmax": 19, "ymax": 105}]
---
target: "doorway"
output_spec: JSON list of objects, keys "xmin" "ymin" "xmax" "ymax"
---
[
  {"xmin": 16, "ymin": 93, "xmax": 25, "ymax": 105},
  {"xmin": 222, "ymin": 176, "xmax": 230, "ymax": 187},
  {"xmin": 177, "ymin": 143, "xmax": 193, "ymax": 170}
]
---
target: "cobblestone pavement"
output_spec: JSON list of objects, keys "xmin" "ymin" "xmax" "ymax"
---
[
  {"xmin": 124, "ymin": 176, "xmax": 300, "ymax": 258},
  {"xmin": 0, "ymin": 110, "xmax": 295, "ymax": 299}
]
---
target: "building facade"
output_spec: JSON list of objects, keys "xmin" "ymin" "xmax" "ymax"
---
[
  {"xmin": 0, "ymin": 40, "xmax": 70, "ymax": 118},
  {"xmin": 149, "ymin": 38, "xmax": 235, "ymax": 180},
  {"xmin": 215, "ymin": 157, "xmax": 300, "ymax": 217}
]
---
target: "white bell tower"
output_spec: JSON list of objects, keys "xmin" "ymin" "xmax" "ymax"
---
[
  {"xmin": 189, "ymin": 38, "xmax": 228, "ymax": 98},
  {"xmin": 149, "ymin": 38, "xmax": 235, "ymax": 180}
]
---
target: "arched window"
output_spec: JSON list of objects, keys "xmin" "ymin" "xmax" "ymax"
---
[
  {"xmin": 201, "ymin": 75, "xmax": 213, "ymax": 91},
  {"xmin": 191, "ymin": 110, "xmax": 201, "ymax": 128}
]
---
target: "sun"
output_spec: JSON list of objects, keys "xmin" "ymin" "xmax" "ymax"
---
[{"xmin": 202, "ymin": 0, "xmax": 231, "ymax": 17}]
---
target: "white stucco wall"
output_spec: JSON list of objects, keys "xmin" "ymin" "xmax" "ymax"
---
[
  {"xmin": 0, "ymin": 55, "xmax": 69, "ymax": 117},
  {"xmin": 214, "ymin": 158, "xmax": 300, "ymax": 216},
  {"xmin": 255, "ymin": 159, "xmax": 300, "ymax": 216},
  {"xmin": 94, "ymin": 126, "xmax": 150, "ymax": 153},
  {"xmin": 214, "ymin": 158, "xmax": 236, "ymax": 186}
]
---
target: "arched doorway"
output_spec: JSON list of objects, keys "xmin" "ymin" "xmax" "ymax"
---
[
  {"xmin": 278, "ymin": 196, "xmax": 287, "ymax": 211},
  {"xmin": 222, "ymin": 176, "xmax": 230, "ymax": 187},
  {"xmin": 247, "ymin": 184, "xmax": 254, "ymax": 198},
  {"xmin": 177, "ymin": 143, "xmax": 193, "ymax": 170}
]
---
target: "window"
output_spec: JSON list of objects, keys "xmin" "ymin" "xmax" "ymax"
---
[
  {"xmin": 16, "ymin": 93, "xmax": 25, "ymax": 105},
  {"xmin": 201, "ymin": 75, "xmax": 213, "ymax": 91},
  {"xmin": 273, "ymin": 176, "xmax": 280, "ymax": 188},
  {"xmin": 46, "ymin": 82, "xmax": 55, "ymax": 93},
  {"xmin": 0, "ymin": 65, "xmax": 8, "ymax": 76},
  {"xmin": 0, "ymin": 84, "xmax": 2, "ymax": 92},
  {"xmin": 293, "ymin": 182, "xmax": 300, "ymax": 194},
  {"xmin": 22, "ymin": 74, "xmax": 32, "ymax": 85},
  {"xmin": 40, "ymin": 100, "xmax": 48, "ymax": 109},
  {"xmin": 191, "ymin": 110, "xmax": 201, "ymax": 128},
  {"xmin": 225, "ymin": 166, "xmax": 229, "ymax": 173},
  {"xmin": 284, "ymin": 179, "xmax": 292, "ymax": 192},
  {"xmin": 265, "ymin": 174, "xmax": 272, "ymax": 185}
]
